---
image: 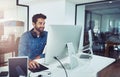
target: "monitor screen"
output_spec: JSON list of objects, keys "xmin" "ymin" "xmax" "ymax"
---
[
  {"xmin": 8, "ymin": 57, "xmax": 28, "ymax": 77},
  {"xmin": 45, "ymin": 25, "xmax": 81, "ymax": 64}
]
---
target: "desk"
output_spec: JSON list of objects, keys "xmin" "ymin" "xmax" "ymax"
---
[
  {"xmin": 105, "ymin": 41, "xmax": 120, "ymax": 57},
  {"xmin": 0, "ymin": 55, "xmax": 115, "ymax": 77}
]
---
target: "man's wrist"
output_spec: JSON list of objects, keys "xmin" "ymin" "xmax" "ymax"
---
[{"xmin": 35, "ymin": 55, "xmax": 41, "ymax": 59}]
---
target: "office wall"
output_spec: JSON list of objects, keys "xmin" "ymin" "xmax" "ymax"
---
[
  {"xmin": 65, "ymin": 1, "xmax": 75, "ymax": 25},
  {"xmin": 28, "ymin": 0, "xmax": 76, "ymax": 30}
]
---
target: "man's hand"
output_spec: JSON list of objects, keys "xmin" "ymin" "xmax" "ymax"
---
[
  {"xmin": 28, "ymin": 56, "xmax": 41, "ymax": 69},
  {"xmin": 28, "ymin": 60, "xmax": 40, "ymax": 69}
]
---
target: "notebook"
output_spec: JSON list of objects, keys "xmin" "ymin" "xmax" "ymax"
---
[
  {"xmin": 29, "ymin": 63, "xmax": 49, "ymax": 73},
  {"xmin": 8, "ymin": 56, "xmax": 28, "ymax": 77}
]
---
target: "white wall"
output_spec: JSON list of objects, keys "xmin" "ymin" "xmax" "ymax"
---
[
  {"xmin": 65, "ymin": 1, "xmax": 75, "ymax": 25},
  {"xmin": 29, "ymin": 0, "xmax": 65, "ymax": 30},
  {"xmin": 28, "ymin": 0, "xmax": 76, "ymax": 30}
]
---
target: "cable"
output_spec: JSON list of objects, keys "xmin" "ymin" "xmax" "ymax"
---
[{"xmin": 53, "ymin": 56, "xmax": 68, "ymax": 77}]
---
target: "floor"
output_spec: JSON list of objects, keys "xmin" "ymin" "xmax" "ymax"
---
[
  {"xmin": 95, "ymin": 47, "xmax": 120, "ymax": 77},
  {"xmin": 97, "ymin": 59, "xmax": 120, "ymax": 77}
]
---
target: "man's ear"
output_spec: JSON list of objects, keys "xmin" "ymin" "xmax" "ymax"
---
[{"xmin": 32, "ymin": 22, "xmax": 35, "ymax": 27}]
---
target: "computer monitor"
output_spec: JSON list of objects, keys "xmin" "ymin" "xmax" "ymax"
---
[
  {"xmin": 45, "ymin": 25, "xmax": 81, "ymax": 65},
  {"xmin": 8, "ymin": 56, "xmax": 28, "ymax": 77}
]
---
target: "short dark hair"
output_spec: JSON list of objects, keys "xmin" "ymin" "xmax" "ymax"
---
[{"xmin": 32, "ymin": 13, "xmax": 47, "ymax": 24}]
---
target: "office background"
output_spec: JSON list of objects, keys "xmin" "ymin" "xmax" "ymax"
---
[{"xmin": 0, "ymin": 0, "xmax": 120, "ymax": 66}]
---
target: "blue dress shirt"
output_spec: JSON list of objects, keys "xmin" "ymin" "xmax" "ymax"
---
[{"xmin": 18, "ymin": 30, "xmax": 48, "ymax": 60}]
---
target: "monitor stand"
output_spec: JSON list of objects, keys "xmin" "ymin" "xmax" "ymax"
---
[{"xmin": 57, "ymin": 42, "xmax": 79, "ymax": 70}]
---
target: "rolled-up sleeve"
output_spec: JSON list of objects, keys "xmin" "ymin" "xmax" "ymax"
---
[{"xmin": 40, "ymin": 53, "xmax": 45, "ymax": 58}]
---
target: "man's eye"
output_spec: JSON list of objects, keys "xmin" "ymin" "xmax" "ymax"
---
[
  {"xmin": 39, "ymin": 22, "xmax": 45, "ymax": 25},
  {"xmin": 43, "ymin": 22, "xmax": 45, "ymax": 25}
]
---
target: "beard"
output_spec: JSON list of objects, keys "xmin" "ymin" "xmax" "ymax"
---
[{"xmin": 35, "ymin": 26, "xmax": 44, "ymax": 33}]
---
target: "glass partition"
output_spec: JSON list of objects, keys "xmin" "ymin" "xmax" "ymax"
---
[{"xmin": 76, "ymin": 0, "xmax": 120, "ymax": 57}]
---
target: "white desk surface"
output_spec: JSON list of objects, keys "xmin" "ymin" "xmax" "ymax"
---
[{"xmin": 0, "ymin": 54, "xmax": 115, "ymax": 77}]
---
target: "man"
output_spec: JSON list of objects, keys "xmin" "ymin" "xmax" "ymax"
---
[{"xmin": 18, "ymin": 13, "xmax": 47, "ymax": 69}]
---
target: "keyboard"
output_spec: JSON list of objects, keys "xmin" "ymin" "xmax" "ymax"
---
[
  {"xmin": 0, "ymin": 71, "xmax": 8, "ymax": 76},
  {"xmin": 29, "ymin": 63, "xmax": 49, "ymax": 73},
  {"xmin": 79, "ymin": 54, "xmax": 92, "ymax": 59}
]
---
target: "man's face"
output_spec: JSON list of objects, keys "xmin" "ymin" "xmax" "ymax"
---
[{"xmin": 33, "ymin": 18, "xmax": 45, "ymax": 33}]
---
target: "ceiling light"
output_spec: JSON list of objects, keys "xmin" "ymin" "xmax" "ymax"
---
[{"xmin": 109, "ymin": 1, "xmax": 112, "ymax": 3}]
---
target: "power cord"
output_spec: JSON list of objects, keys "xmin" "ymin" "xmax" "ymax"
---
[{"xmin": 53, "ymin": 56, "xmax": 68, "ymax": 77}]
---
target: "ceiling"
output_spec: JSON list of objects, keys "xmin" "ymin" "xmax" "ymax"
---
[
  {"xmin": 85, "ymin": 0, "xmax": 120, "ymax": 15},
  {"xmin": 0, "ymin": 0, "xmax": 103, "ymax": 11}
]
